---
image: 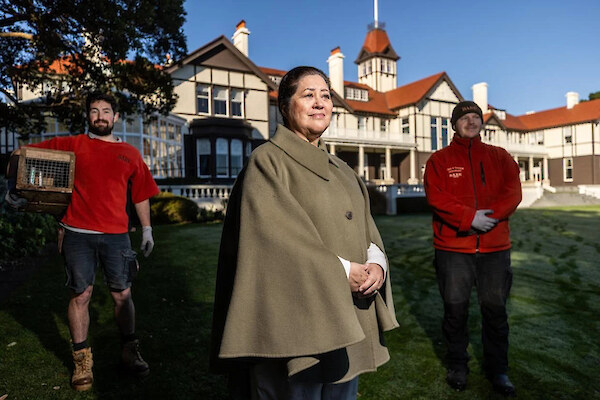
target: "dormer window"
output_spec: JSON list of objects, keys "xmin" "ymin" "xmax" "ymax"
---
[{"xmin": 345, "ymin": 88, "xmax": 369, "ymax": 101}]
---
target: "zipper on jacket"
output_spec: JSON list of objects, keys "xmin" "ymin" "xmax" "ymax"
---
[
  {"xmin": 480, "ymin": 162, "xmax": 486, "ymax": 186},
  {"xmin": 468, "ymin": 140, "xmax": 480, "ymax": 252}
]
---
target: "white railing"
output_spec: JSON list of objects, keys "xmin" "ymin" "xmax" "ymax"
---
[
  {"xmin": 159, "ymin": 184, "xmax": 232, "ymax": 211},
  {"xmin": 484, "ymin": 140, "xmax": 547, "ymax": 155},
  {"xmin": 323, "ymin": 126, "xmax": 415, "ymax": 147}
]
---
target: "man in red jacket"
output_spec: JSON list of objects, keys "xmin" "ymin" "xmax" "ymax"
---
[{"xmin": 424, "ymin": 101, "xmax": 521, "ymax": 397}]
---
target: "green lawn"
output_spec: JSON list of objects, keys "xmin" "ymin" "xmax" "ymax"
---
[{"xmin": 1, "ymin": 206, "xmax": 599, "ymax": 399}]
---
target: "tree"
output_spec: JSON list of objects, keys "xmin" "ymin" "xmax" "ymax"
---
[
  {"xmin": 589, "ymin": 91, "xmax": 600, "ymax": 101},
  {"xmin": 0, "ymin": 0, "xmax": 187, "ymax": 139}
]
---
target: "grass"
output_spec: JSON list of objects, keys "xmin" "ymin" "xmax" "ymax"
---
[{"xmin": 1, "ymin": 206, "xmax": 599, "ymax": 399}]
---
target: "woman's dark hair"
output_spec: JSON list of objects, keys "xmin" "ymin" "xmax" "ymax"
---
[
  {"xmin": 86, "ymin": 91, "xmax": 118, "ymax": 114},
  {"xmin": 277, "ymin": 66, "xmax": 331, "ymax": 127}
]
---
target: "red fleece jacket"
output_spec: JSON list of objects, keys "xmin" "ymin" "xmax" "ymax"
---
[{"xmin": 424, "ymin": 134, "xmax": 522, "ymax": 253}]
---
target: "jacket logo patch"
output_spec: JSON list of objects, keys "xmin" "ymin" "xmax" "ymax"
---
[
  {"xmin": 447, "ymin": 166, "xmax": 464, "ymax": 178},
  {"xmin": 118, "ymin": 154, "xmax": 131, "ymax": 164}
]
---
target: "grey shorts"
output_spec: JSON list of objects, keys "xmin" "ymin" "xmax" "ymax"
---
[{"xmin": 62, "ymin": 229, "xmax": 137, "ymax": 293}]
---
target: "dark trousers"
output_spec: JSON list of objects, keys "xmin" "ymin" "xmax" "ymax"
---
[{"xmin": 435, "ymin": 249, "xmax": 513, "ymax": 375}]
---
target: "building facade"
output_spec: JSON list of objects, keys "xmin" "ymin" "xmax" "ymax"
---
[{"xmin": 3, "ymin": 19, "xmax": 599, "ymax": 197}]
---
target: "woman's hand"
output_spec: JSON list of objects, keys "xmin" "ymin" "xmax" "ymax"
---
[
  {"xmin": 358, "ymin": 263, "xmax": 384, "ymax": 297},
  {"xmin": 348, "ymin": 262, "xmax": 368, "ymax": 293}
]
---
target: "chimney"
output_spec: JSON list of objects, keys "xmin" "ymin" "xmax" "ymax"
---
[
  {"xmin": 566, "ymin": 91, "xmax": 579, "ymax": 109},
  {"xmin": 327, "ymin": 47, "xmax": 344, "ymax": 98},
  {"xmin": 232, "ymin": 20, "xmax": 250, "ymax": 57},
  {"xmin": 472, "ymin": 82, "xmax": 489, "ymax": 114}
]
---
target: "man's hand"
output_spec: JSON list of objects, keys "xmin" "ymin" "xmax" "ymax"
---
[
  {"xmin": 471, "ymin": 209, "xmax": 498, "ymax": 232},
  {"xmin": 4, "ymin": 191, "xmax": 27, "ymax": 210},
  {"xmin": 348, "ymin": 262, "xmax": 368, "ymax": 293},
  {"xmin": 140, "ymin": 226, "xmax": 154, "ymax": 257},
  {"xmin": 359, "ymin": 263, "xmax": 384, "ymax": 297}
]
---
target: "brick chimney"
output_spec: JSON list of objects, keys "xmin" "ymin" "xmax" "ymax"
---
[
  {"xmin": 232, "ymin": 20, "xmax": 250, "ymax": 57},
  {"xmin": 327, "ymin": 47, "xmax": 344, "ymax": 98}
]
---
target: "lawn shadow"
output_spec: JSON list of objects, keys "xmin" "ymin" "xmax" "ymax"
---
[
  {"xmin": 2, "ymin": 249, "xmax": 74, "ymax": 371},
  {"xmin": 378, "ymin": 215, "xmax": 449, "ymax": 369},
  {"xmin": 86, "ymin": 224, "xmax": 229, "ymax": 399}
]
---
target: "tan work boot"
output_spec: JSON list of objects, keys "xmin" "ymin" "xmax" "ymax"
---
[
  {"xmin": 71, "ymin": 347, "xmax": 93, "ymax": 391},
  {"xmin": 122, "ymin": 339, "xmax": 150, "ymax": 377}
]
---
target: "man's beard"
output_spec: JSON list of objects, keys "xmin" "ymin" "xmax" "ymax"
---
[{"xmin": 89, "ymin": 120, "xmax": 113, "ymax": 136}]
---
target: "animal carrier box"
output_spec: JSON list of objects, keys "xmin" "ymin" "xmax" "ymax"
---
[{"xmin": 16, "ymin": 147, "xmax": 75, "ymax": 215}]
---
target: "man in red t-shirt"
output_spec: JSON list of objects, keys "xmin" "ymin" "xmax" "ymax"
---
[
  {"xmin": 6, "ymin": 92, "xmax": 159, "ymax": 391},
  {"xmin": 424, "ymin": 101, "xmax": 521, "ymax": 397}
]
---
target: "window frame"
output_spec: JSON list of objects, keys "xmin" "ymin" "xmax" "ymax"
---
[{"xmin": 563, "ymin": 157, "xmax": 573, "ymax": 182}]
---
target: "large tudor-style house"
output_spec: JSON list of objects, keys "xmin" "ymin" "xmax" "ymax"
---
[{"xmin": 3, "ymin": 19, "xmax": 600, "ymax": 210}]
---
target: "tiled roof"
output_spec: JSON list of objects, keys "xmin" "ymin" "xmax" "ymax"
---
[
  {"xmin": 362, "ymin": 28, "xmax": 393, "ymax": 54},
  {"xmin": 516, "ymin": 99, "xmax": 600, "ymax": 130},
  {"xmin": 355, "ymin": 28, "xmax": 399, "ymax": 63},
  {"xmin": 501, "ymin": 113, "xmax": 529, "ymax": 131},
  {"xmin": 385, "ymin": 72, "xmax": 447, "ymax": 110},
  {"xmin": 259, "ymin": 66, "xmax": 286, "ymax": 77},
  {"xmin": 345, "ymin": 85, "xmax": 396, "ymax": 116}
]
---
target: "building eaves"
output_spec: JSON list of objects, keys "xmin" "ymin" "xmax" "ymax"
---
[
  {"xmin": 166, "ymin": 35, "xmax": 277, "ymax": 91},
  {"xmin": 385, "ymin": 72, "xmax": 462, "ymax": 110}
]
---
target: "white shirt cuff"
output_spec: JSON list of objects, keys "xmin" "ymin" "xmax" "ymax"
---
[
  {"xmin": 338, "ymin": 256, "xmax": 351, "ymax": 278},
  {"xmin": 366, "ymin": 242, "xmax": 387, "ymax": 279}
]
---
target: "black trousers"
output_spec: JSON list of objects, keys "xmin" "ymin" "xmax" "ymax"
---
[{"xmin": 434, "ymin": 249, "xmax": 513, "ymax": 375}]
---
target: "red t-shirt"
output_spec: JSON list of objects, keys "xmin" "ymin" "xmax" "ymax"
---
[{"xmin": 28, "ymin": 134, "xmax": 160, "ymax": 233}]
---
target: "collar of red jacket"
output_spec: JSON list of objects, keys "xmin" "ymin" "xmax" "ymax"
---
[{"xmin": 451, "ymin": 133, "xmax": 482, "ymax": 148}]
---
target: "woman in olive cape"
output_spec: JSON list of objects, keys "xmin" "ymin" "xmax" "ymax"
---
[{"xmin": 210, "ymin": 66, "xmax": 398, "ymax": 400}]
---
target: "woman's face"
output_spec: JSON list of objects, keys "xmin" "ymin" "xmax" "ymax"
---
[{"xmin": 286, "ymin": 74, "xmax": 333, "ymax": 145}]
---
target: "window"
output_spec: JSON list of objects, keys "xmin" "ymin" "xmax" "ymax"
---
[
  {"xmin": 536, "ymin": 132, "xmax": 544, "ymax": 145},
  {"xmin": 380, "ymin": 119, "xmax": 388, "ymax": 132},
  {"xmin": 216, "ymin": 138, "xmax": 229, "ymax": 177},
  {"xmin": 246, "ymin": 142, "xmax": 252, "ymax": 157},
  {"xmin": 431, "ymin": 117, "xmax": 438, "ymax": 151},
  {"xmin": 345, "ymin": 88, "xmax": 368, "ymax": 101},
  {"xmin": 563, "ymin": 126, "xmax": 572, "ymax": 144},
  {"xmin": 230, "ymin": 89, "xmax": 243, "ymax": 117},
  {"xmin": 213, "ymin": 87, "xmax": 227, "ymax": 116},
  {"xmin": 168, "ymin": 123, "xmax": 175, "ymax": 140},
  {"xmin": 361, "ymin": 63, "xmax": 366, "ymax": 77},
  {"xmin": 358, "ymin": 117, "xmax": 366, "ymax": 131},
  {"xmin": 160, "ymin": 120, "xmax": 167, "ymax": 140},
  {"xmin": 402, "ymin": 117, "xmax": 410, "ymax": 134},
  {"xmin": 563, "ymin": 158, "xmax": 573, "ymax": 182},
  {"xmin": 197, "ymin": 139, "xmax": 211, "ymax": 177},
  {"xmin": 367, "ymin": 61, "xmax": 372, "ymax": 74},
  {"xmin": 231, "ymin": 139, "xmax": 243, "ymax": 177},
  {"xmin": 441, "ymin": 118, "xmax": 448, "ymax": 148},
  {"xmin": 197, "ymin": 85, "xmax": 209, "ymax": 114}
]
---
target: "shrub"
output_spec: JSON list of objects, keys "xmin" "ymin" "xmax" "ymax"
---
[
  {"xmin": 151, "ymin": 192, "xmax": 200, "ymax": 224},
  {"xmin": 197, "ymin": 207, "xmax": 224, "ymax": 223},
  {"xmin": 0, "ymin": 177, "xmax": 58, "ymax": 262}
]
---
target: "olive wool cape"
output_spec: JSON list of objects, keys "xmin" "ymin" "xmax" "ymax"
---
[{"xmin": 210, "ymin": 124, "xmax": 399, "ymax": 384}]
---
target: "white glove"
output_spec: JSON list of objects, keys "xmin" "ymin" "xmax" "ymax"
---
[
  {"xmin": 141, "ymin": 226, "xmax": 154, "ymax": 257},
  {"xmin": 4, "ymin": 191, "xmax": 27, "ymax": 209},
  {"xmin": 471, "ymin": 209, "xmax": 498, "ymax": 232}
]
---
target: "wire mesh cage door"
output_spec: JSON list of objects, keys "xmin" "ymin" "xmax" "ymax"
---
[{"xmin": 16, "ymin": 147, "xmax": 75, "ymax": 215}]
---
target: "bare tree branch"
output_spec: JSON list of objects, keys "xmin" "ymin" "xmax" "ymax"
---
[{"xmin": 0, "ymin": 32, "xmax": 34, "ymax": 40}]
